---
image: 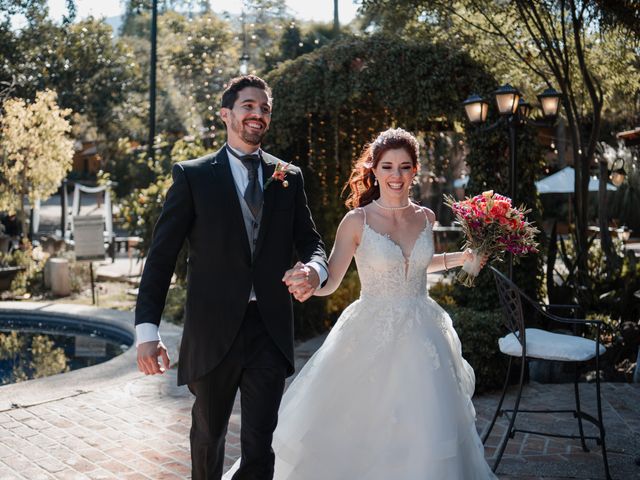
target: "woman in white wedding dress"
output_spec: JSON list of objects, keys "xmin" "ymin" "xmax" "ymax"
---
[{"xmin": 224, "ymin": 128, "xmax": 496, "ymax": 479}]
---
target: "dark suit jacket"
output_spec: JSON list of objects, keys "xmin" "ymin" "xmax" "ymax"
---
[{"xmin": 135, "ymin": 147, "xmax": 327, "ymax": 385}]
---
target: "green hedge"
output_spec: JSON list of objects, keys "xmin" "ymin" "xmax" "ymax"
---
[
  {"xmin": 431, "ymin": 280, "xmax": 507, "ymax": 393},
  {"xmin": 447, "ymin": 306, "xmax": 507, "ymax": 394},
  {"xmin": 264, "ymin": 33, "xmax": 499, "ymax": 336}
]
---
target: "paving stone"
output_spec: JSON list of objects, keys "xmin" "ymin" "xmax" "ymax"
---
[{"xmin": 0, "ymin": 324, "xmax": 637, "ymax": 480}]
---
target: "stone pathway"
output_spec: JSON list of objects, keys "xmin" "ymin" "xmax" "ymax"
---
[{"xmin": 0, "ymin": 306, "xmax": 638, "ymax": 479}]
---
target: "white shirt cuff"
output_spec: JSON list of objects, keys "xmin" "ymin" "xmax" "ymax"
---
[
  {"xmin": 307, "ymin": 261, "xmax": 328, "ymax": 286},
  {"xmin": 135, "ymin": 323, "xmax": 162, "ymax": 346}
]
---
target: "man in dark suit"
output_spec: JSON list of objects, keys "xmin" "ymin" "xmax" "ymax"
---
[{"xmin": 135, "ymin": 75, "xmax": 328, "ymax": 480}]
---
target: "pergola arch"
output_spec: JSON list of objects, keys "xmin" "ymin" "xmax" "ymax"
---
[{"xmin": 265, "ymin": 34, "xmax": 497, "ymax": 238}]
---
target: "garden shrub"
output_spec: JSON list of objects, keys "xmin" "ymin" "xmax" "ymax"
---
[
  {"xmin": 430, "ymin": 280, "xmax": 506, "ymax": 393},
  {"xmin": 447, "ymin": 305, "xmax": 506, "ymax": 394},
  {"xmin": 0, "ymin": 241, "xmax": 47, "ymax": 297}
]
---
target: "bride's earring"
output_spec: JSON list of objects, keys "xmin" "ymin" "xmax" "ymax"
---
[{"xmin": 374, "ymin": 177, "xmax": 378, "ymax": 186}]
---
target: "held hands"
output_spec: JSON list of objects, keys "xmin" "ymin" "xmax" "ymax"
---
[
  {"xmin": 137, "ymin": 340, "xmax": 170, "ymax": 375},
  {"xmin": 282, "ymin": 261, "xmax": 320, "ymax": 303}
]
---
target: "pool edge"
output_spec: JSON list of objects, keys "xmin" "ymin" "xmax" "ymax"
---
[{"xmin": 0, "ymin": 301, "xmax": 183, "ymax": 411}]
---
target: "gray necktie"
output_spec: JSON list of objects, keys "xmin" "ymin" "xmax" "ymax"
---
[{"xmin": 238, "ymin": 153, "xmax": 263, "ymax": 218}]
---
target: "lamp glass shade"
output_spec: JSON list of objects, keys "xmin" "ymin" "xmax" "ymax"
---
[
  {"xmin": 610, "ymin": 158, "xmax": 626, "ymax": 187},
  {"xmin": 610, "ymin": 170, "xmax": 625, "ymax": 187},
  {"xmin": 517, "ymin": 98, "xmax": 532, "ymax": 118},
  {"xmin": 494, "ymin": 84, "xmax": 520, "ymax": 115},
  {"xmin": 537, "ymin": 88, "xmax": 562, "ymax": 117},
  {"xmin": 463, "ymin": 95, "xmax": 488, "ymax": 123}
]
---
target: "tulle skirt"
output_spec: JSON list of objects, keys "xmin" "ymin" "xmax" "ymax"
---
[{"xmin": 224, "ymin": 295, "xmax": 496, "ymax": 479}]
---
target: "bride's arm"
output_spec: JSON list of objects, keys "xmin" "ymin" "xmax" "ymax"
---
[
  {"xmin": 424, "ymin": 207, "xmax": 475, "ymax": 274},
  {"xmin": 313, "ymin": 210, "xmax": 362, "ymax": 296},
  {"xmin": 427, "ymin": 250, "xmax": 474, "ymax": 274}
]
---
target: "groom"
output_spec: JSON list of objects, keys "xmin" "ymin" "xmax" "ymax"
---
[{"xmin": 135, "ymin": 75, "xmax": 328, "ymax": 479}]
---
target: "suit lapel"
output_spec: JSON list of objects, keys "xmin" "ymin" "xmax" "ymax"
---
[
  {"xmin": 209, "ymin": 147, "xmax": 251, "ymax": 262},
  {"xmin": 254, "ymin": 157, "xmax": 276, "ymax": 259}
]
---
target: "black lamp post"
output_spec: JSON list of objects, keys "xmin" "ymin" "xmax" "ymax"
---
[
  {"xmin": 463, "ymin": 84, "xmax": 562, "ymax": 279},
  {"xmin": 239, "ymin": 6, "xmax": 250, "ymax": 75},
  {"xmin": 148, "ymin": 0, "xmax": 158, "ymax": 163}
]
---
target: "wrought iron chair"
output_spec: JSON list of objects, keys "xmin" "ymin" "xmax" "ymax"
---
[{"xmin": 484, "ymin": 266, "xmax": 611, "ymax": 479}]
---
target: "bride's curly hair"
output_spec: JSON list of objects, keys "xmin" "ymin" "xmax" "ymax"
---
[{"xmin": 344, "ymin": 128, "xmax": 420, "ymax": 209}]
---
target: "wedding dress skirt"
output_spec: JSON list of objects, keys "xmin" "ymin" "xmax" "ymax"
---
[{"xmin": 224, "ymin": 213, "xmax": 496, "ymax": 479}]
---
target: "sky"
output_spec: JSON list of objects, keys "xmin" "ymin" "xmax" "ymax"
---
[{"xmin": 47, "ymin": 0, "xmax": 360, "ymax": 23}]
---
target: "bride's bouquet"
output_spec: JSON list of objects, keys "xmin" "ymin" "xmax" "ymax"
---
[{"xmin": 444, "ymin": 190, "xmax": 539, "ymax": 287}]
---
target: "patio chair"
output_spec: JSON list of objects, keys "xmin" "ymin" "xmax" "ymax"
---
[{"xmin": 484, "ymin": 266, "xmax": 611, "ymax": 479}]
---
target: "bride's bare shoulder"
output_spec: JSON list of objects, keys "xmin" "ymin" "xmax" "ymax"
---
[
  {"xmin": 418, "ymin": 205, "xmax": 436, "ymax": 224},
  {"xmin": 338, "ymin": 208, "xmax": 366, "ymax": 243}
]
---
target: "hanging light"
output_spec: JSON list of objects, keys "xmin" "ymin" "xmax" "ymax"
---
[
  {"xmin": 610, "ymin": 158, "xmax": 626, "ymax": 187},
  {"xmin": 537, "ymin": 87, "xmax": 562, "ymax": 118},
  {"xmin": 517, "ymin": 98, "xmax": 532, "ymax": 119},
  {"xmin": 494, "ymin": 84, "xmax": 520, "ymax": 115},
  {"xmin": 462, "ymin": 94, "xmax": 489, "ymax": 123}
]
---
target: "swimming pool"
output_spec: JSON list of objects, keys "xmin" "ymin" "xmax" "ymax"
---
[{"xmin": 0, "ymin": 309, "xmax": 134, "ymax": 385}]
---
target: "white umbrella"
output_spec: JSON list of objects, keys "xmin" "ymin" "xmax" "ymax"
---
[
  {"xmin": 453, "ymin": 176, "xmax": 469, "ymax": 188},
  {"xmin": 535, "ymin": 166, "xmax": 617, "ymax": 194}
]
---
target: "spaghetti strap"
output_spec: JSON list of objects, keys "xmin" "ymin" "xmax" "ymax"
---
[
  {"xmin": 357, "ymin": 207, "xmax": 368, "ymax": 239},
  {"xmin": 421, "ymin": 206, "xmax": 429, "ymax": 228}
]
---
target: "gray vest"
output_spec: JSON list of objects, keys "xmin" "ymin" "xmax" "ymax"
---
[{"xmin": 233, "ymin": 180, "xmax": 262, "ymax": 260}]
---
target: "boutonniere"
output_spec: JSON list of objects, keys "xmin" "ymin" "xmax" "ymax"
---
[{"xmin": 264, "ymin": 162, "xmax": 292, "ymax": 189}]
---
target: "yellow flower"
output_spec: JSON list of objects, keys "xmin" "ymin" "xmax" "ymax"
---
[{"xmin": 482, "ymin": 190, "xmax": 494, "ymax": 198}]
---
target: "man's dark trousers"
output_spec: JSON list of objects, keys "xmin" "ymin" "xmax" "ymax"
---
[{"xmin": 188, "ymin": 302, "xmax": 288, "ymax": 480}]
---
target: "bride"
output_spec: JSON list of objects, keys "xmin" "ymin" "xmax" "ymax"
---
[{"xmin": 224, "ymin": 128, "xmax": 496, "ymax": 479}]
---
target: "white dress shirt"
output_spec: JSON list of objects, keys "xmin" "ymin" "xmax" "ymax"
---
[{"xmin": 136, "ymin": 145, "xmax": 327, "ymax": 346}]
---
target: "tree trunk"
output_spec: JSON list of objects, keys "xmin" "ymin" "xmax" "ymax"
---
[
  {"xmin": 333, "ymin": 0, "xmax": 340, "ymax": 35},
  {"xmin": 18, "ymin": 196, "xmax": 27, "ymax": 242},
  {"xmin": 598, "ymin": 159, "xmax": 621, "ymax": 275}
]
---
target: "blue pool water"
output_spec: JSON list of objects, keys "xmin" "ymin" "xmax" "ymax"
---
[{"xmin": 0, "ymin": 312, "xmax": 133, "ymax": 385}]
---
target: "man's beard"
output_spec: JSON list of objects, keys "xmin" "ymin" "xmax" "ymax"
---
[{"xmin": 230, "ymin": 115, "xmax": 268, "ymax": 146}]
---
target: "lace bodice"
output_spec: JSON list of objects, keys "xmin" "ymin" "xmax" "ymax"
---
[{"xmin": 354, "ymin": 208, "xmax": 434, "ymax": 303}]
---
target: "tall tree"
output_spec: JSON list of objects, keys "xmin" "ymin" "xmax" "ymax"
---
[
  {"xmin": 0, "ymin": 90, "xmax": 74, "ymax": 235},
  {"xmin": 360, "ymin": 0, "xmax": 639, "ymax": 287}
]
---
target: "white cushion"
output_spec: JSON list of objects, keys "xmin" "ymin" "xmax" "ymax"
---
[{"xmin": 499, "ymin": 328, "xmax": 606, "ymax": 362}]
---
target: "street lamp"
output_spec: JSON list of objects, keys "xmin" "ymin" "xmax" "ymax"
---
[
  {"xmin": 239, "ymin": 5, "xmax": 250, "ymax": 75},
  {"xmin": 239, "ymin": 53, "xmax": 250, "ymax": 75},
  {"xmin": 463, "ymin": 95, "xmax": 489, "ymax": 124},
  {"xmin": 463, "ymin": 85, "xmax": 562, "ymax": 278},
  {"xmin": 537, "ymin": 88, "xmax": 562, "ymax": 119},
  {"xmin": 148, "ymin": 0, "xmax": 158, "ymax": 163},
  {"xmin": 494, "ymin": 84, "xmax": 520, "ymax": 115}
]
